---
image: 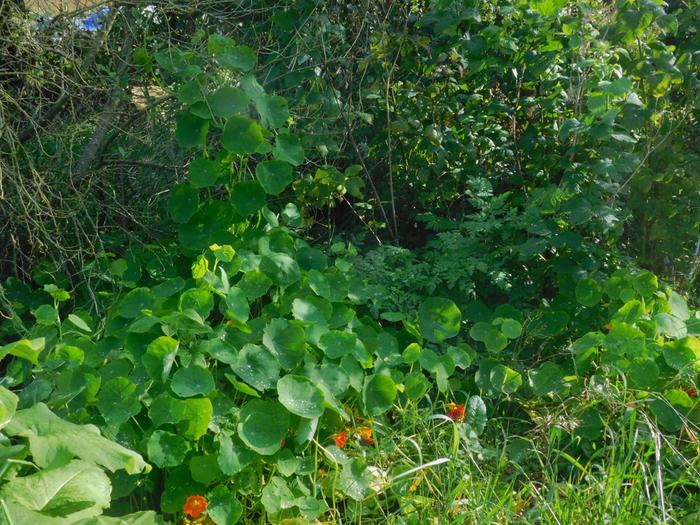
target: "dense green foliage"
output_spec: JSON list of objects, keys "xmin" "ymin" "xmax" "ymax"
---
[{"xmin": 0, "ymin": 0, "xmax": 699, "ymax": 523}]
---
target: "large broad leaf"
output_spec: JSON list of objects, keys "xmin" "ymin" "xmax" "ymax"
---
[
  {"xmin": 277, "ymin": 375, "xmax": 325, "ymax": 419},
  {"xmin": 0, "ymin": 504, "xmax": 162, "ymax": 525},
  {"xmin": 663, "ymin": 337, "xmax": 700, "ymax": 371},
  {"xmin": 175, "ymin": 112, "xmax": 208, "ymax": 148},
  {"xmin": 4, "ymin": 403, "xmax": 148, "ymax": 474},
  {"xmin": 627, "ymin": 358, "xmax": 659, "ymax": 389},
  {"xmin": 221, "ymin": 116, "xmax": 263, "ymax": 155},
  {"xmin": 575, "ymin": 278, "xmax": 603, "ymax": 307},
  {"xmin": 362, "ymin": 374, "xmax": 396, "ymax": 416},
  {"xmin": 189, "ymin": 158, "xmax": 223, "ymax": 188},
  {"xmin": 0, "ymin": 337, "xmax": 44, "ymax": 365},
  {"xmin": 263, "ymin": 318, "xmax": 306, "ymax": 369},
  {"xmin": 78, "ymin": 512, "xmax": 163, "ymax": 524},
  {"xmin": 178, "ymin": 199, "xmax": 236, "ymax": 251},
  {"xmin": 254, "ymin": 95, "xmax": 289, "ymax": 129},
  {"xmin": 230, "ymin": 180, "xmax": 266, "ymax": 217},
  {"xmin": 632, "ymin": 271, "xmax": 658, "ymax": 298},
  {"xmin": 0, "ymin": 460, "xmax": 110, "ymax": 522},
  {"xmin": 0, "ymin": 386, "xmax": 18, "ymax": 431},
  {"xmin": 237, "ymin": 399, "xmax": 289, "ymax": 455},
  {"xmin": 273, "ymin": 132, "xmax": 304, "ymax": 166},
  {"xmin": 655, "ymin": 313, "xmax": 687, "ymax": 339},
  {"xmin": 168, "ymin": 184, "xmax": 199, "ymax": 224},
  {"xmin": 208, "ymin": 34, "xmax": 256, "ymax": 71},
  {"xmin": 418, "ymin": 298, "xmax": 461, "ymax": 342},
  {"xmin": 208, "ymin": 86, "xmax": 250, "ymax": 118},
  {"xmin": 256, "ymin": 160, "xmax": 293, "ymax": 195}
]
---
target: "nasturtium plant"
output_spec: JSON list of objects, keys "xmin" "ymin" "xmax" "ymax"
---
[{"xmin": 3, "ymin": 9, "xmax": 699, "ymax": 522}]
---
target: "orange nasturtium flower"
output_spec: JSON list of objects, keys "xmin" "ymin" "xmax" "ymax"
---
[
  {"xmin": 357, "ymin": 426, "xmax": 374, "ymax": 445},
  {"xmin": 183, "ymin": 495, "xmax": 208, "ymax": 518},
  {"xmin": 334, "ymin": 430, "xmax": 348, "ymax": 448},
  {"xmin": 445, "ymin": 402, "xmax": 466, "ymax": 421}
]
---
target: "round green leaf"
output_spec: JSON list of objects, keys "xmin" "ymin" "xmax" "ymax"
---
[
  {"xmin": 171, "ymin": 366, "xmax": 215, "ymax": 398},
  {"xmin": 362, "ymin": 374, "xmax": 397, "ymax": 416},
  {"xmin": 292, "ymin": 296, "xmax": 332, "ymax": 324},
  {"xmin": 484, "ymin": 329, "xmax": 508, "ymax": 352},
  {"xmin": 176, "ymin": 112, "xmax": 209, "ymax": 148},
  {"xmin": 168, "ymin": 184, "xmax": 199, "ymax": 224},
  {"xmin": 179, "ymin": 288, "xmax": 214, "ymax": 319},
  {"xmin": 230, "ymin": 180, "xmax": 266, "ymax": 217},
  {"xmin": 500, "ymin": 318, "xmax": 522, "ymax": 339},
  {"xmin": 231, "ymin": 344, "xmax": 280, "ymax": 391},
  {"xmin": 255, "ymin": 94, "xmax": 289, "ymax": 129},
  {"xmin": 575, "ymin": 278, "xmax": 603, "ymax": 307},
  {"xmin": 489, "ymin": 365, "xmax": 522, "ymax": 394},
  {"xmin": 297, "ymin": 248, "xmax": 328, "ymax": 271},
  {"xmin": 655, "ymin": 313, "xmax": 687, "ymax": 339},
  {"xmin": 208, "ymin": 86, "xmax": 250, "ymax": 118},
  {"xmin": 273, "ymin": 132, "xmax": 304, "ymax": 166},
  {"xmin": 189, "ymin": 158, "xmax": 222, "ymax": 188},
  {"xmin": 209, "ymin": 35, "xmax": 256, "ymax": 71},
  {"xmin": 237, "ymin": 399, "xmax": 289, "ymax": 455},
  {"xmin": 33, "ymin": 304, "xmax": 58, "ymax": 326},
  {"xmin": 177, "ymin": 81, "xmax": 204, "ymax": 105},
  {"xmin": 259, "ymin": 253, "xmax": 301, "ymax": 286},
  {"xmin": 189, "ymin": 454, "xmax": 222, "ymax": 485},
  {"xmin": 225, "ymin": 287, "xmax": 249, "ymax": 323},
  {"xmin": 318, "ymin": 330, "xmax": 357, "ymax": 359},
  {"xmin": 221, "ymin": 116, "xmax": 263, "ymax": 155},
  {"xmin": 277, "ymin": 375, "xmax": 325, "ymax": 418},
  {"xmin": 663, "ymin": 337, "xmax": 700, "ymax": 371},
  {"xmin": 97, "ymin": 377, "xmax": 142, "ymax": 424},
  {"xmin": 528, "ymin": 362, "xmax": 564, "ymax": 396},
  {"xmin": 627, "ymin": 358, "xmax": 659, "ymax": 389},
  {"xmin": 633, "ymin": 271, "xmax": 658, "ymax": 298},
  {"xmin": 256, "ymin": 160, "xmax": 293, "ymax": 195},
  {"xmin": 469, "ymin": 321, "xmax": 492, "ymax": 342},
  {"xmin": 208, "ymin": 486, "xmax": 243, "ymax": 525},
  {"xmin": 418, "ymin": 297, "xmax": 461, "ymax": 342},
  {"xmin": 262, "ymin": 318, "xmax": 306, "ymax": 370},
  {"xmin": 117, "ymin": 287, "xmax": 154, "ymax": 319},
  {"xmin": 147, "ymin": 430, "xmax": 190, "ymax": 468},
  {"xmin": 238, "ymin": 270, "xmax": 272, "ymax": 300}
]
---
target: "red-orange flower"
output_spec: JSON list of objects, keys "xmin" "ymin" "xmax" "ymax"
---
[
  {"xmin": 334, "ymin": 430, "xmax": 347, "ymax": 448},
  {"xmin": 445, "ymin": 402, "xmax": 466, "ymax": 421},
  {"xmin": 358, "ymin": 426, "xmax": 374, "ymax": 445},
  {"xmin": 183, "ymin": 495, "xmax": 208, "ymax": 518},
  {"xmin": 603, "ymin": 322, "xmax": 613, "ymax": 332}
]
